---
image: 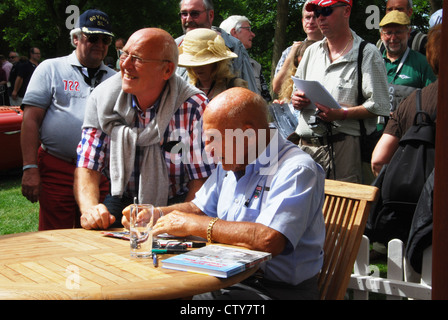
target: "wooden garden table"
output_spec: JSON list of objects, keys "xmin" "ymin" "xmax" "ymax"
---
[{"xmin": 0, "ymin": 228, "xmax": 256, "ymax": 300}]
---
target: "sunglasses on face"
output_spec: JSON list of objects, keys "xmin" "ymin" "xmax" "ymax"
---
[
  {"xmin": 82, "ymin": 33, "xmax": 112, "ymax": 46},
  {"xmin": 179, "ymin": 10, "xmax": 206, "ymax": 19},
  {"xmin": 314, "ymin": 4, "xmax": 347, "ymax": 18}
]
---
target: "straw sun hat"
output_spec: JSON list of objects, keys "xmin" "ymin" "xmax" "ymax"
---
[{"xmin": 178, "ymin": 28, "xmax": 238, "ymax": 67}]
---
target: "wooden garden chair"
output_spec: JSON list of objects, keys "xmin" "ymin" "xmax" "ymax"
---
[{"xmin": 318, "ymin": 179, "xmax": 379, "ymax": 300}]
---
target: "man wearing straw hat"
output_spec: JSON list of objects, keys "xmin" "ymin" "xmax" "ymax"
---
[
  {"xmin": 377, "ymin": 0, "xmax": 428, "ymax": 56},
  {"xmin": 176, "ymin": 0, "xmax": 257, "ymax": 94},
  {"xmin": 379, "ymin": 10, "xmax": 436, "ymax": 113}
]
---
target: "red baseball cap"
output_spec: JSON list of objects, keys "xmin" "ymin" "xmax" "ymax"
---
[{"xmin": 306, "ymin": 0, "xmax": 352, "ymax": 11}]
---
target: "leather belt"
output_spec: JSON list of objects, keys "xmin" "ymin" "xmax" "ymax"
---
[
  {"xmin": 299, "ymin": 133, "xmax": 347, "ymax": 147},
  {"xmin": 41, "ymin": 144, "xmax": 77, "ymax": 165}
]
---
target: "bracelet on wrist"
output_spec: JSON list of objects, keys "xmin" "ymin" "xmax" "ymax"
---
[
  {"xmin": 23, "ymin": 164, "xmax": 38, "ymax": 171},
  {"xmin": 342, "ymin": 108, "xmax": 348, "ymax": 120},
  {"xmin": 207, "ymin": 217, "xmax": 219, "ymax": 243},
  {"xmin": 155, "ymin": 207, "xmax": 164, "ymax": 219}
]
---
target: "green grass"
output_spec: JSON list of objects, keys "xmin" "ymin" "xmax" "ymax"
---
[{"xmin": 0, "ymin": 169, "xmax": 39, "ymax": 235}]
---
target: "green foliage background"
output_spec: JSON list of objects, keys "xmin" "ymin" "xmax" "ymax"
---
[{"xmin": 0, "ymin": 0, "xmax": 442, "ymax": 85}]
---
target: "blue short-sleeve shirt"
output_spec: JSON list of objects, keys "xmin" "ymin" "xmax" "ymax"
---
[{"xmin": 193, "ymin": 134, "xmax": 326, "ymax": 285}]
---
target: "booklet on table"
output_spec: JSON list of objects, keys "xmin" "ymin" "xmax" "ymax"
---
[{"xmin": 161, "ymin": 244, "xmax": 271, "ymax": 278}]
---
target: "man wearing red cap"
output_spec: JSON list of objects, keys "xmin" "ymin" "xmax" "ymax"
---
[{"xmin": 291, "ymin": 0, "xmax": 389, "ymax": 183}]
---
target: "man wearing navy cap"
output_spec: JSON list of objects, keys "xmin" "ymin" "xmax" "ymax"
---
[{"xmin": 21, "ymin": 9, "xmax": 116, "ymax": 230}]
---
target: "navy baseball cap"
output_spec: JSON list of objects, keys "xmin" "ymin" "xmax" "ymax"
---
[{"xmin": 76, "ymin": 9, "xmax": 114, "ymax": 37}]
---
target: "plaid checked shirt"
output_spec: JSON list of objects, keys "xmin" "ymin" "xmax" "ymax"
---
[{"xmin": 77, "ymin": 93, "xmax": 214, "ymax": 200}]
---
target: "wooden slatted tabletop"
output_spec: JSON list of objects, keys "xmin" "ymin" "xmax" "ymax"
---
[{"xmin": 0, "ymin": 229, "xmax": 257, "ymax": 300}]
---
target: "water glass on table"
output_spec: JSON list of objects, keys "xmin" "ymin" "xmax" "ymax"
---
[{"xmin": 130, "ymin": 204, "xmax": 156, "ymax": 258}]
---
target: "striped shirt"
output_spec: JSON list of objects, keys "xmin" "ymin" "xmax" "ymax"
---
[{"xmin": 77, "ymin": 93, "xmax": 214, "ymax": 199}]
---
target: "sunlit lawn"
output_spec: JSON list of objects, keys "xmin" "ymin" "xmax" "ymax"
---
[{"xmin": 0, "ymin": 169, "xmax": 39, "ymax": 235}]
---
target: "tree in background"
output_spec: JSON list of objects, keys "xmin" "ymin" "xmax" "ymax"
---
[
  {"xmin": 1, "ymin": 0, "xmax": 441, "ymax": 90},
  {"xmin": 0, "ymin": 0, "xmax": 179, "ymax": 58}
]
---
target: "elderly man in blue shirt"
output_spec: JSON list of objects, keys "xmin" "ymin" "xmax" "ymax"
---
[{"xmin": 122, "ymin": 87, "xmax": 326, "ymax": 300}]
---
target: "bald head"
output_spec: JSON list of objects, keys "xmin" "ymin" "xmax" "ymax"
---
[
  {"xmin": 120, "ymin": 28, "xmax": 179, "ymax": 109},
  {"xmin": 204, "ymin": 87, "xmax": 269, "ymax": 131},
  {"xmin": 203, "ymin": 88, "xmax": 272, "ymax": 172},
  {"xmin": 127, "ymin": 28, "xmax": 179, "ymax": 69}
]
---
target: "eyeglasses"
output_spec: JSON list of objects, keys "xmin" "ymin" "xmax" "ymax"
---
[
  {"xmin": 381, "ymin": 29, "xmax": 408, "ymax": 38},
  {"xmin": 119, "ymin": 52, "xmax": 171, "ymax": 65},
  {"xmin": 239, "ymin": 26, "xmax": 252, "ymax": 32},
  {"xmin": 386, "ymin": 7, "xmax": 407, "ymax": 13},
  {"xmin": 82, "ymin": 33, "xmax": 112, "ymax": 46},
  {"xmin": 179, "ymin": 10, "xmax": 206, "ymax": 19},
  {"xmin": 8, "ymin": 56, "xmax": 18, "ymax": 59},
  {"xmin": 314, "ymin": 4, "xmax": 347, "ymax": 18}
]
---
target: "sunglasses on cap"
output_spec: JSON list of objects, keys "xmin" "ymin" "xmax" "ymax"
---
[
  {"xmin": 314, "ymin": 4, "xmax": 348, "ymax": 18},
  {"xmin": 82, "ymin": 33, "xmax": 112, "ymax": 46},
  {"xmin": 179, "ymin": 10, "xmax": 206, "ymax": 19}
]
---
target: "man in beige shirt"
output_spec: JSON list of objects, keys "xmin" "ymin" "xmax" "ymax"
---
[{"xmin": 291, "ymin": 0, "xmax": 389, "ymax": 183}]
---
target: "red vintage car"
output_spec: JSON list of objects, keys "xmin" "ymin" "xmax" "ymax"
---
[{"xmin": 0, "ymin": 106, "xmax": 23, "ymax": 171}]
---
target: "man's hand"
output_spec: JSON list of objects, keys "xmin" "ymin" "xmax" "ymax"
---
[
  {"xmin": 291, "ymin": 90, "xmax": 311, "ymax": 111},
  {"xmin": 316, "ymin": 103, "xmax": 346, "ymax": 122},
  {"xmin": 121, "ymin": 205, "xmax": 132, "ymax": 229},
  {"xmin": 152, "ymin": 210, "xmax": 206, "ymax": 238},
  {"xmin": 80, "ymin": 204, "xmax": 115, "ymax": 230},
  {"xmin": 21, "ymin": 168, "xmax": 41, "ymax": 203},
  {"xmin": 123, "ymin": 207, "xmax": 199, "ymax": 237}
]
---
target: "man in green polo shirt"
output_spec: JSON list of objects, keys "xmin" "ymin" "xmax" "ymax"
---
[{"xmin": 379, "ymin": 10, "xmax": 436, "ymax": 112}]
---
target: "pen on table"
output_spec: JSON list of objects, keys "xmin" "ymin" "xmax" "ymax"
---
[
  {"xmin": 152, "ymin": 253, "xmax": 158, "ymax": 267},
  {"xmin": 152, "ymin": 248, "xmax": 188, "ymax": 254}
]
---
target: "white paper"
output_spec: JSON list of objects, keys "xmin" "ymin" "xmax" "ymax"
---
[{"xmin": 292, "ymin": 76, "xmax": 341, "ymax": 110}]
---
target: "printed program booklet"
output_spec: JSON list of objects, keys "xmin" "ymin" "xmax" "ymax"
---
[
  {"xmin": 291, "ymin": 76, "xmax": 341, "ymax": 110},
  {"xmin": 161, "ymin": 244, "xmax": 272, "ymax": 278}
]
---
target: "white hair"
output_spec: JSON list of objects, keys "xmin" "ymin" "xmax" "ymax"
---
[
  {"xmin": 70, "ymin": 28, "xmax": 82, "ymax": 48},
  {"xmin": 179, "ymin": 0, "xmax": 214, "ymax": 11},
  {"xmin": 219, "ymin": 15, "xmax": 251, "ymax": 34}
]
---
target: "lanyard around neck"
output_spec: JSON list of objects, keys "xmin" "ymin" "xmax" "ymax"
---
[{"xmin": 390, "ymin": 47, "xmax": 410, "ymax": 84}]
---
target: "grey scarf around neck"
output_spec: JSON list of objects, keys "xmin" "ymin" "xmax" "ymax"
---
[{"xmin": 83, "ymin": 72, "xmax": 203, "ymax": 205}]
